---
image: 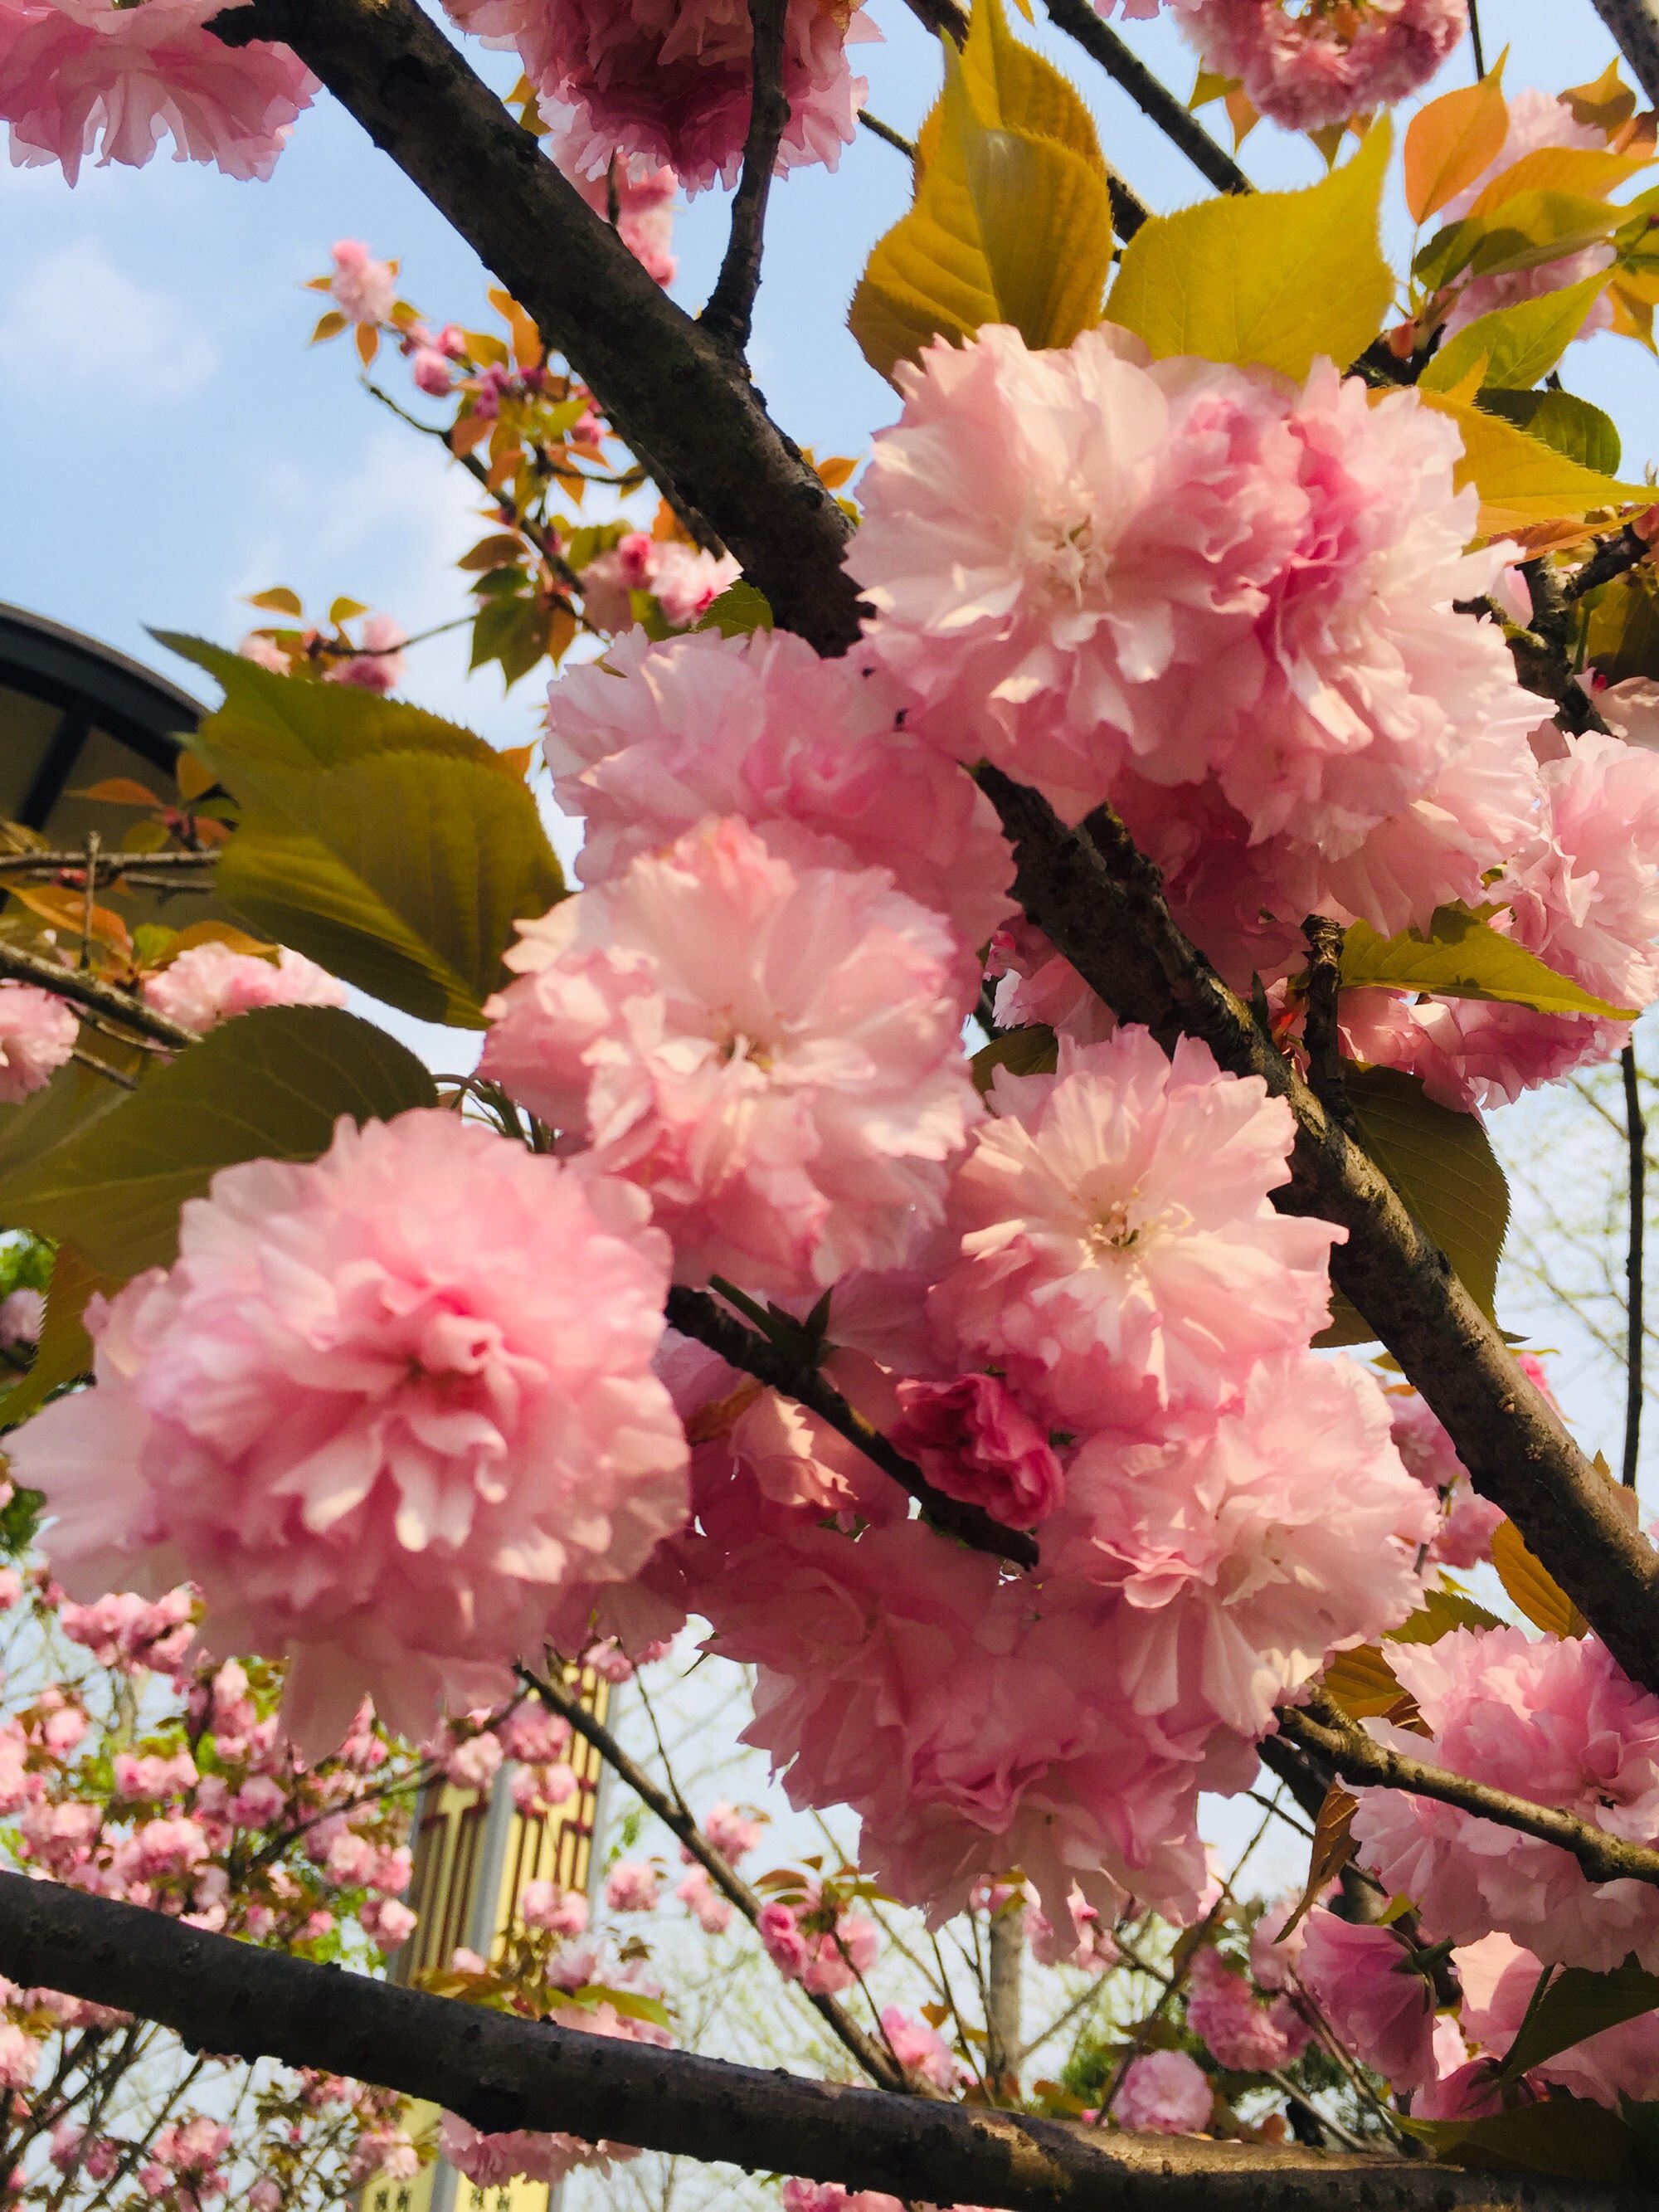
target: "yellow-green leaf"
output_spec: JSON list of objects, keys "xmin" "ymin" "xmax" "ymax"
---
[
  {"xmin": 1321, "ymin": 1644, "xmax": 1403, "ymax": 1721},
  {"xmin": 1491, "ymin": 1517, "xmax": 1586, "ymax": 1639},
  {"xmin": 1385, "ymin": 1581, "xmax": 1504, "ymax": 1646},
  {"xmin": 5, "ymin": 1007, "xmax": 436, "ymax": 1282},
  {"xmin": 1404, "ymin": 71, "xmax": 1510, "ymax": 223},
  {"xmin": 1479, "ymin": 387, "xmax": 1623, "ymax": 474},
  {"xmin": 1469, "ymin": 144, "xmax": 1654, "ymax": 219},
  {"xmin": 1467, "ymin": 188, "xmax": 1627, "ymax": 280},
  {"xmin": 246, "ymin": 587, "xmax": 304, "ymax": 617},
  {"xmin": 971, "ymin": 1023, "xmax": 1057, "ymax": 1093},
  {"xmin": 1317, "ymin": 1067, "xmax": 1508, "ymax": 1347},
  {"xmin": 697, "ymin": 582, "xmax": 774, "ymax": 637},
  {"xmin": 1106, "ymin": 120, "xmax": 1393, "ymax": 381},
  {"xmin": 1340, "ymin": 904, "xmax": 1636, "ymax": 1019},
  {"xmin": 1422, "ymin": 270, "xmax": 1613, "ymax": 395},
  {"xmin": 1420, "ymin": 391, "xmax": 1654, "ymax": 533}
]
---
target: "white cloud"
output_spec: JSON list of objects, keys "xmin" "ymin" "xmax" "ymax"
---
[{"xmin": 0, "ymin": 238, "xmax": 216, "ymax": 400}]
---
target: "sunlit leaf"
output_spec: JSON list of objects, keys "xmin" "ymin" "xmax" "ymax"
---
[
  {"xmin": 1478, "ymin": 387, "xmax": 1623, "ymax": 475},
  {"xmin": 246, "ymin": 587, "xmax": 304, "ymax": 617},
  {"xmin": 1423, "ymin": 271, "xmax": 1613, "ymax": 395},
  {"xmin": 1385, "ymin": 1582, "xmax": 1505, "ymax": 1645},
  {"xmin": 1419, "ymin": 391, "xmax": 1652, "ymax": 533},
  {"xmin": 1321, "ymin": 1644, "xmax": 1402, "ymax": 1721},
  {"xmin": 697, "ymin": 582, "xmax": 774, "ymax": 637},
  {"xmin": 1278, "ymin": 1783, "xmax": 1358, "ymax": 1939},
  {"xmin": 1469, "ymin": 144, "xmax": 1654, "ymax": 219},
  {"xmin": 1340, "ymin": 904, "xmax": 1635, "ymax": 1018},
  {"xmin": 1491, "ymin": 1518, "xmax": 1586, "ymax": 1639},
  {"xmin": 1107, "ymin": 121, "xmax": 1392, "ymax": 381},
  {"xmin": 1405, "ymin": 71, "xmax": 1510, "ymax": 224}
]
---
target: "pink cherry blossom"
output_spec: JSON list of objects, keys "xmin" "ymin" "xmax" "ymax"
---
[
  {"xmin": 1296, "ymin": 1910, "xmax": 1440, "ymax": 2088},
  {"xmin": 781, "ymin": 2185, "xmax": 903, "ymax": 2212},
  {"xmin": 1185, "ymin": 1944, "xmax": 1310, "ymax": 2072},
  {"xmin": 0, "ymin": 2021, "xmax": 41, "ymax": 2090},
  {"xmin": 438, "ymin": 2116, "xmax": 634, "ymax": 2189},
  {"xmin": 479, "ymin": 816, "xmax": 982, "ymax": 1298},
  {"xmin": 141, "ymin": 943, "xmax": 347, "ymax": 1034},
  {"xmin": 542, "ymin": 625, "xmax": 1014, "ymax": 948},
  {"xmin": 325, "ymin": 612, "xmax": 410, "ymax": 694},
  {"xmin": 1053, "ymin": 1354, "xmax": 1433, "ymax": 1737},
  {"xmin": 606, "ymin": 1859, "xmax": 661, "ymax": 1912},
  {"xmin": 440, "ymin": 0, "xmax": 873, "ymax": 195},
  {"xmin": 1456, "ymin": 1930, "xmax": 1659, "ymax": 2107},
  {"xmin": 10, "ymin": 1110, "xmax": 688, "ymax": 1753},
  {"xmin": 1111, "ymin": 2048, "xmax": 1212, "ymax": 2133},
  {"xmin": 0, "ymin": 1287, "xmax": 43, "ymax": 1348},
  {"xmin": 564, "ymin": 155, "xmax": 679, "ymax": 284},
  {"xmin": 59, "ymin": 1586, "xmax": 195, "ymax": 1672},
  {"xmin": 0, "ymin": 0, "xmax": 316, "ymax": 183},
  {"xmin": 521, "ymin": 1879, "xmax": 588, "ymax": 1936},
  {"xmin": 328, "ymin": 239, "xmax": 396, "ymax": 326},
  {"xmin": 927, "ymin": 1029, "xmax": 1342, "ymax": 1430},
  {"xmin": 1351, "ymin": 1628, "xmax": 1659, "ymax": 1971},
  {"xmin": 700, "ymin": 1800, "xmax": 764, "ymax": 1862},
  {"xmin": 856, "ymin": 328, "xmax": 1530, "ymax": 850},
  {"xmin": 1441, "ymin": 91, "xmax": 1618, "ymax": 340},
  {"xmin": 881, "ymin": 2005, "xmax": 958, "ymax": 2091},
  {"xmin": 495, "ymin": 1703, "xmax": 571, "ymax": 1764},
  {"xmin": 1025, "ymin": 1885, "xmax": 1117, "ymax": 1973},
  {"xmin": 675, "ymin": 1864, "xmax": 733, "ymax": 1933},
  {"xmin": 1165, "ymin": 0, "xmax": 1467, "ymax": 133},
  {"xmin": 1248, "ymin": 1896, "xmax": 1306, "ymax": 1990},
  {"xmin": 0, "ymin": 981, "xmax": 77, "ymax": 1102},
  {"xmin": 889, "ymin": 1373, "xmax": 1064, "ymax": 1529}
]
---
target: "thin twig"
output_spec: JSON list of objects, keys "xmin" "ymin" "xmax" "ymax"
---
[
  {"xmin": 1042, "ymin": 0, "xmax": 1251, "ymax": 197},
  {"xmin": 858, "ymin": 109, "xmax": 917, "ymax": 163},
  {"xmin": 516, "ymin": 1664, "xmax": 917, "ymax": 2095},
  {"xmin": 0, "ymin": 851, "xmax": 216, "ymax": 877},
  {"xmin": 0, "ymin": 944, "xmax": 195, "ymax": 1051},
  {"xmin": 1624, "ymin": 1040, "xmax": 1647, "ymax": 1490},
  {"xmin": 1468, "ymin": 0, "xmax": 1485, "ymax": 79},
  {"xmin": 1279, "ymin": 1693, "xmax": 1659, "ymax": 1888},
  {"xmin": 664, "ymin": 1284, "xmax": 1037, "ymax": 1568},
  {"xmin": 701, "ymin": 0, "xmax": 791, "ymax": 353}
]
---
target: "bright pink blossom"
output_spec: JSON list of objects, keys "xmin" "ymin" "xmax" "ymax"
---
[
  {"xmin": 521, "ymin": 1879, "xmax": 588, "ymax": 1936},
  {"xmin": 0, "ymin": 2022, "xmax": 40, "ymax": 2090},
  {"xmin": 142, "ymin": 943, "xmax": 346, "ymax": 1034},
  {"xmin": 1296, "ymin": 1909, "xmax": 1440, "ymax": 2088},
  {"xmin": 701, "ymin": 1800, "xmax": 764, "ymax": 1862},
  {"xmin": 11, "ymin": 1110, "xmax": 688, "ymax": 1752},
  {"xmin": 1456, "ymin": 1931, "xmax": 1659, "ymax": 2107},
  {"xmin": 881, "ymin": 2005, "xmax": 958, "ymax": 2091},
  {"xmin": 1165, "ymin": 0, "xmax": 1466, "ymax": 132},
  {"xmin": 1111, "ymin": 2048, "xmax": 1212, "ymax": 2134},
  {"xmin": 480, "ymin": 816, "xmax": 982, "ymax": 1298},
  {"xmin": 1025, "ymin": 1885, "xmax": 1117, "ymax": 1973},
  {"xmin": 606, "ymin": 1859, "xmax": 661, "ymax": 1912},
  {"xmin": 928, "ymin": 1029, "xmax": 1342, "ymax": 1430},
  {"xmin": 0, "ymin": 0, "xmax": 315, "ymax": 183},
  {"xmin": 1185, "ymin": 1943, "xmax": 1310, "ymax": 2072},
  {"xmin": 857, "ymin": 328, "xmax": 1530, "ymax": 848},
  {"xmin": 1352, "ymin": 1629, "xmax": 1659, "ymax": 1970},
  {"xmin": 543, "ymin": 625, "xmax": 1014, "ymax": 947},
  {"xmin": 440, "ymin": 0, "xmax": 873, "ymax": 194},
  {"xmin": 325, "ymin": 612, "xmax": 409, "ymax": 694},
  {"xmin": 675, "ymin": 1864, "xmax": 732, "ymax": 1933},
  {"xmin": 890, "ymin": 1373, "xmax": 1064, "ymax": 1529},
  {"xmin": 0, "ymin": 981, "xmax": 77, "ymax": 1103}
]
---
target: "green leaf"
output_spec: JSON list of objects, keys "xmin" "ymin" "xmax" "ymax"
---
[
  {"xmin": 1340, "ymin": 904, "xmax": 1636, "ymax": 1019},
  {"xmin": 1498, "ymin": 1962, "xmax": 1659, "ymax": 2086},
  {"xmin": 697, "ymin": 582, "xmax": 774, "ymax": 637},
  {"xmin": 0, "ymin": 1051, "xmax": 143, "ymax": 1187},
  {"xmin": 157, "ymin": 635, "xmax": 514, "ymax": 778},
  {"xmin": 1384, "ymin": 1582, "xmax": 1504, "ymax": 1645},
  {"xmin": 202, "ymin": 748, "xmax": 563, "ymax": 1030},
  {"xmin": 1585, "ymin": 566, "xmax": 1659, "ymax": 684},
  {"xmin": 4, "ymin": 1007, "xmax": 436, "ymax": 1281},
  {"xmin": 1477, "ymin": 387, "xmax": 1623, "ymax": 474},
  {"xmin": 1316, "ymin": 1067, "xmax": 1509, "ymax": 1347},
  {"xmin": 849, "ymin": 0, "xmax": 1115, "ymax": 383},
  {"xmin": 469, "ymin": 595, "xmax": 551, "ymax": 689},
  {"xmin": 971, "ymin": 1023, "xmax": 1058, "ymax": 1092},
  {"xmin": 1421, "ymin": 389, "xmax": 1651, "ymax": 531},
  {"xmin": 1107, "ymin": 121, "xmax": 1393, "ymax": 382},
  {"xmin": 1422, "ymin": 271, "xmax": 1613, "ymax": 395},
  {"xmin": 1466, "ymin": 190, "xmax": 1626, "ymax": 280},
  {"xmin": 1404, "ymin": 2097, "xmax": 1636, "ymax": 2184}
]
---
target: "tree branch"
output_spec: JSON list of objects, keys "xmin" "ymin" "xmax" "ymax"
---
[
  {"xmin": 207, "ymin": 0, "xmax": 861, "ymax": 653},
  {"xmin": 0, "ymin": 852, "xmax": 216, "ymax": 879},
  {"xmin": 664, "ymin": 1284, "xmax": 1039, "ymax": 1569},
  {"xmin": 701, "ymin": 0, "xmax": 790, "ymax": 352},
  {"xmin": 1279, "ymin": 1693, "xmax": 1659, "ymax": 1890},
  {"xmin": 976, "ymin": 767, "xmax": 1659, "ymax": 1698},
  {"xmin": 1590, "ymin": 0, "xmax": 1659, "ymax": 108},
  {"xmin": 515, "ymin": 1664, "xmax": 915, "ymax": 2096},
  {"xmin": 0, "ymin": 1876, "xmax": 1642, "ymax": 2212},
  {"xmin": 0, "ymin": 945, "xmax": 194, "ymax": 1052},
  {"xmin": 1041, "ymin": 0, "xmax": 1252, "ymax": 198}
]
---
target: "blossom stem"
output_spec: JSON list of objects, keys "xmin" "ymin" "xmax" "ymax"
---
[
  {"xmin": 702, "ymin": 0, "xmax": 791, "ymax": 353},
  {"xmin": 1277, "ymin": 1692, "xmax": 1659, "ymax": 1890},
  {"xmin": 976, "ymin": 764, "xmax": 1659, "ymax": 1700},
  {"xmin": 664, "ymin": 1284, "xmax": 1039, "ymax": 1567},
  {"xmin": 0, "ymin": 943, "xmax": 195, "ymax": 1052},
  {"xmin": 513, "ymin": 1664, "xmax": 915, "ymax": 2095}
]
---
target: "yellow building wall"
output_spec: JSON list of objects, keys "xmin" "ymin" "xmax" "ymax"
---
[{"xmin": 358, "ymin": 1677, "xmax": 611, "ymax": 2212}]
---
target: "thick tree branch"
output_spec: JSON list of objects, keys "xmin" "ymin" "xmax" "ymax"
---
[
  {"xmin": 0, "ymin": 945, "xmax": 194, "ymax": 1052},
  {"xmin": 1042, "ymin": 0, "xmax": 1251, "ymax": 198},
  {"xmin": 664, "ymin": 1284, "xmax": 1039, "ymax": 1569},
  {"xmin": 516, "ymin": 1664, "xmax": 915, "ymax": 2095},
  {"xmin": 207, "ymin": 0, "xmax": 860, "ymax": 653},
  {"xmin": 1280, "ymin": 1693, "xmax": 1659, "ymax": 1889},
  {"xmin": 702, "ymin": 0, "xmax": 790, "ymax": 352},
  {"xmin": 1591, "ymin": 0, "xmax": 1659, "ymax": 108},
  {"xmin": 0, "ymin": 1877, "xmax": 1642, "ymax": 2212},
  {"xmin": 978, "ymin": 767, "xmax": 1659, "ymax": 1697}
]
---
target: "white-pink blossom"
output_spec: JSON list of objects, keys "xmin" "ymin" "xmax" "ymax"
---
[
  {"xmin": 1165, "ymin": 0, "xmax": 1467, "ymax": 133},
  {"xmin": 1111, "ymin": 2048, "xmax": 1212, "ymax": 2134},
  {"xmin": 674, "ymin": 1864, "xmax": 732, "ymax": 1933},
  {"xmin": 480, "ymin": 816, "xmax": 982, "ymax": 1298},
  {"xmin": 928, "ymin": 1029, "xmax": 1342, "ymax": 1430},
  {"xmin": 605, "ymin": 1859, "xmax": 660, "ymax": 1913},
  {"xmin": 0, "ymin": 1288, "xmax": 43, "ymax": 1347},
  {"xmin": 141, "ymin": 943, "xmax": 346, "ymax": 1034},
  {"xmin": 10, "ymin": 1110, "xmax": 688, "ymax": 1752},
  {"xmin": 328, "ymin": 238, "xmax": 396, "ymax": 325},
  {"xmin": 0, "ymin": 981, "xmax": 77, "ymax": 1103},
  {"xmin": 0, "ymin": 0, "xmax": 316, "ymax": 183},
  {"xmin": 325, "ymin": 612, "xmax": 409, "ymax": 694},
  {"xmin": 543, "ymin": 625, "xmax": 1014, "ymax": 947}
]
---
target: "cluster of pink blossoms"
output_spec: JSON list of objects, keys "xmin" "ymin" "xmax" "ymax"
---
[
  {"xmin": 0, "ymin": 0, "xmax": 315, "ymax": 183},
  {"xmin": 1098, "ymin": 1, "xmax": 1467, "ymax": 131},
  {"xmin": 0, "ymin": 983, "xmax": 76, "ymax": 1104},
  {"xmin": 141, "ymin": 943, "xmax": 346, "ymax": 1034}
]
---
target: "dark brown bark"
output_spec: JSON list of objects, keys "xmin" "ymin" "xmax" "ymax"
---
[
  {"xmin": 701, "ymin": 0, "xmax": 791, "ymax": 352},
  {"xmin": 980, "ymin": 769, "xmax": 1659, "ymax": 1699},
  {"xmin": 1590, "ymin": 0, "xmax": 1659, "ymax": 107},
  {"xmin": 1041, "ymin": 0, "xmax": 1251, "ymax": 197},
  {"xmin": 0, "ymin": 1876, "xmax": 1642, "ymax": 2211},
  {"xmin": 208, "ymin": 0, "xmax": 862, "ymax": 655}
]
